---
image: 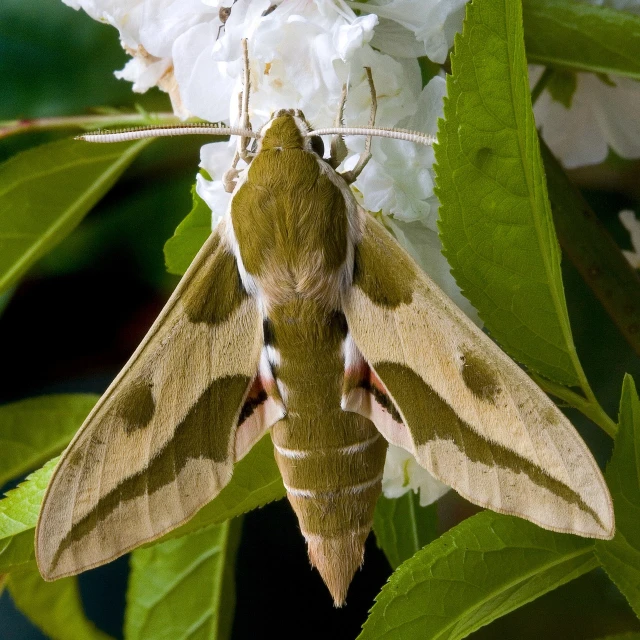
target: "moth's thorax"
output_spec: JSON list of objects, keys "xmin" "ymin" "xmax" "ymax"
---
[{"xmin": 227, "ymin": 112, "xmax": 362, "ymax": 312}]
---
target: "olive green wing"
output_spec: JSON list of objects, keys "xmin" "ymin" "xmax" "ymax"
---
[
  {"xmin": 342, "ymin": 214, "xmax": 614, "ymax": 539},
  {"xmin": 36, "ymin": 229, "xmax": 283, "ymax": 580}
]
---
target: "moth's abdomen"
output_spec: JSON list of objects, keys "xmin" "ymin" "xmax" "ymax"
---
[
  {"xmin": 274, "ymin": 430, "xmax": 387, "ymax": 606},
  {"xmin": 267, "ymin": 300, "xmax": 387, "ymax": 606}
]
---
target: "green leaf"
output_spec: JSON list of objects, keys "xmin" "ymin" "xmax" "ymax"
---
[
  {"xmin": 0, "ymin": 435, "xmax": 283, "ymax": 573},
  {"xmin": 0, "ymin": 457, "xmax": 59, "ymax": 573},
  {"xmin": 596, "ymin": 375, "xmax": 640, "ymax": 618},
  {"xmin": 523, "ymin": 0, "xmax": 640, "ymax": 81},
  {"xmin": 0, "ymin": 394, "xmax": 97, "ymax": 486},
  {"xmin": 164, "ymin": 185, "xmax": 212, "ymax": 276},
  {"xmin": 595, "ymin": 635, "xmax": 640, "ymax": 640},
  {"xmin": 545, "ymin": 69, "xmax": 577, "ymax": 108},
  {"xmin": 434, "ymin": 0, "xmax": 582, "ymax": 385},
  {"xmin": 373, "ymin": 493, "xmax": 437, "ymax": 570},
  {"xmin": 8, "ymin": 569, "xmax": 112, "ymax": 640},
  {"xmin": 0, "ymin": 137, "xmax": 150, "ymax": 293},
  {"xmin": 359, "ymin": 512, "xmax": 598, "ymax": 640},
  {"xmin": 126, "ymin": 519, "xmax": 242, "ymax": 640}
]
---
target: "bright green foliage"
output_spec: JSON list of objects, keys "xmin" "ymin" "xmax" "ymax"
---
[
  {"xmin": 0, "ymin": 435, "xmax": 282, "ymax": 572},
  {"xmin": 434, "ymin": 0, "xmax": 581, "ymax": 385},
  {"xmin": 0, "ymin": 138, "xmax": 150, "ymax": 293},
  {"xmin": 0, "ymin": 394, "xmax": 97, "ymax": 486},
  {"xmin": 372, "ymin": 493, "xmax": 437, "ymax": 570},
  {"xmin": 8, "ymin": 570, "xmax": 112, "ymax": 640},
  {"xmin": 596, "ymin": 376, "xmax": 640, "ymax": 617},
  {"xmin": 523, "ymin": 0, "xmax": 640, "ymax": 80},
  {"xmin": 164, "ymin": 185, "xmax": 213, "ymax": 276},
  {"xmin": 359, "ymin": 512, "xmax": 598, "ymax": 640},
  {"xmin": 0, "ymin": 458, "xmax": 58, "ymax": 573},
  {"xmin": 126, "ymin": 519, "xmax": 242, "ymax": 640}
]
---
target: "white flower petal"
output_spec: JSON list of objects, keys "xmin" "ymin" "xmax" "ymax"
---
[
  {"xmin": 349, "ymin": 0, "xmax": 468, "ymax": 63},
  {"xmin": 370, "ymin": 18, "xmax": 428, "ymax": 58},
  {"xmin": 197, "ymin": 140, "xmax": 238, "ymax": 227},
  {"xmin": 114, "ymin": 54, "xmax": 171, "ymax": 92},
  {"xmin": 534, "ymin": 71, "xmax": 640, "ymax": 167},
  {"xmin": 382, "ymin": 444, "xmax": 450, "ymax": 506},
  {"xmin": 333, "ymin": 14, "xmax": 377, "ymax": 59},
  {"xmin": 173, "ymin": 21, "xmax": 241, "ymax": 123},
  {"xmin": 62, "ymin": 0, "xmax": 145, "ymax": 49},
  {"xmin": 138, "ymin": 0, "xmax": 219, "ymax": 58}
]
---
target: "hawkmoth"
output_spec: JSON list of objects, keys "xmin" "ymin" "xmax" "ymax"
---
[{"xmin": 35, "ymin": 49, "xmax": 614, "ymax": 607}]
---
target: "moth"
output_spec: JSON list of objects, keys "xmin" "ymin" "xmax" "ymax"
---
[{"xmin": 35, "ymin": 47, "xmax": 614, "ymax": 607}]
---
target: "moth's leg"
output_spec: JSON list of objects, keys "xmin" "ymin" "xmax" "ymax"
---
[
  {"xmin": 223, "ymin": 39, "xmax": 253, "ymax": 193},
  {"xmin": 341, "ymin": 68, "xmax": 377, "ymax": 185},
  {"xmin": 217, "ymin": 6, "xmax": 230, "ymax": 40},
  {"xmin": 329, "ymin": 83, "xmax": 348, "ymax": 169},
  {"xmin": 222, "ymin": 161, "xmax": 240, "ymax": 193}
]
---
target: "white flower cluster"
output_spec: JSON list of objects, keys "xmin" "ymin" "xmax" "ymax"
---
[{"xmin": 62, "ymin": 0, "xmax": 460, "ymax": 506}]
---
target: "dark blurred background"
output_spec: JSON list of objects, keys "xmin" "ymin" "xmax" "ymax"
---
[{"xmin": 2, "ymin": 1, "xmax": 640, "ymax": 638}]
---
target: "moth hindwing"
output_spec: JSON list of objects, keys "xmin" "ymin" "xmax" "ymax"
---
[{"xmin": 36, "ymin": 109, "xmax": 613, "ymax": 608}]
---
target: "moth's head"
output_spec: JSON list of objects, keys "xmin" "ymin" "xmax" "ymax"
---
[{"xmin": 259, "ymin": 109, "xmax": 325, "ymax": 158}]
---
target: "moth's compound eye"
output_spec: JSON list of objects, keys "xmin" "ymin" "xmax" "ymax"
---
[{"xmin": 310, "ymin": 135, "xmax": 325, "ymax": 158}]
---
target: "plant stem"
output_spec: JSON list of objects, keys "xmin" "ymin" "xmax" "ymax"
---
[
  {"xmin": 0, "ymin": 112, "xmax": 186, "ymax": 139},
  {"xmin": 533, "ymin": 374, "xmax": 617, "ymax": 438}
]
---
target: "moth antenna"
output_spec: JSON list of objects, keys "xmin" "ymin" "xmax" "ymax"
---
[
  {"xmin": 223, "ymin": 37, "xmax": 254, "ymax": 193},
  {"xmin": 362, "ymin": 69, "xmax": 377, "ymax": 155},
  {"xmin": 77, "ymin": 124, "xmax": 259, "ymax": 143},
  {"xmin": 329, "ymin": 83, "xmax": 349, "ymax": 168},
  {"xmin": 238, "ymin": 38, "xmax": 252, "ymax": 161},
  {"xmin": 307, "ymin": 127, "xmax": 436, "ymax": 146}
]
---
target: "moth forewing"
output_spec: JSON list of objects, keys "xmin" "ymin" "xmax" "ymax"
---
[
  {"xmin": 35, "ymin": 229, "xmax": 272, "ymax": 580},
  {"xmin": 342, "ymin": 215, "xmax": 614, "ymax": 540}
]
